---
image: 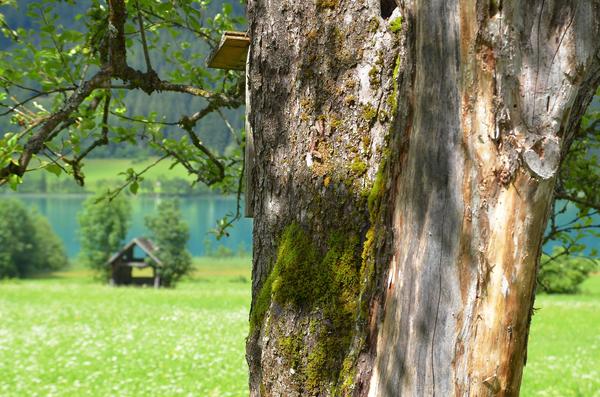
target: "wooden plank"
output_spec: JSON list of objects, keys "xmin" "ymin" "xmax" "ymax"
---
[{"xmin": 207, "ymin": 31, "xmax": 250, "ymax": 71}]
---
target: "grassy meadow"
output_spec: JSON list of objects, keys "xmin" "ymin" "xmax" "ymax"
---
[
  {"xmin": 0, "ymin": 258, "xmax": 251, "ymax": 397},
  {"xmin": 12, "ymin": 157, "xmax": 201, "ymax": 195},
  {"xmin": 77, "ymin": 158, "xmax": 194, "ymax": 186},
  {"xmin": 0, "ymin": 259, "xmax": 598, "ymax": 396}
]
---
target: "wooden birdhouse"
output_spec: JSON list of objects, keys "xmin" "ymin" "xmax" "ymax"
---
[
  {"xmin": 207, "ymin": 31, "xmax": 250, "ymax": 70},
  {"xmin": 207, "ymin": 31, "xmax": 254, "ymax": 218}
]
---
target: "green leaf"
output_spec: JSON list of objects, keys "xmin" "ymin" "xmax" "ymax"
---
[
  {"xmin": 45, "ymin": 163, "xmax": 62, "ymax": 177},
  {"xmin": 8, "ymin": 174, "xmax": 22, "ymax": 191},
  {"xmin": 129, "ymin": 181, "xmax": 139, "ymax": 195}
]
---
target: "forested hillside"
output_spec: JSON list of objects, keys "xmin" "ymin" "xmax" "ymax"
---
[{"xmin": 0, "ymin": 0, "xmax": 246, "ymax": 157}]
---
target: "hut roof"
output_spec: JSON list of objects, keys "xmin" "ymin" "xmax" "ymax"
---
[{"xmin": 107, "ymin": 237, "xmax": 163, "ymax": 267}]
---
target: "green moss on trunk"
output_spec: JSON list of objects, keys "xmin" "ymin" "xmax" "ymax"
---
[{"xmin": 250, "ymin": 223, "xmax": 362, "ymax": 393}]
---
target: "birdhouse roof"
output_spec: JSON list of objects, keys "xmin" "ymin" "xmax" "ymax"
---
[{"xmin": 207, "ymin": 31, "xmax": 250, "ymax": 71}]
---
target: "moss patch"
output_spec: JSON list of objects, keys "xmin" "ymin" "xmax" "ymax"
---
[
  {"xmin": 329, "ymin": 114, "xmax": 343, "ymax": 130},
  {"xmin": 369, "ymin": 65, "xmax": 381, "ymax": 89},
  {"xmin": 250, "ymin": 224, "xmax": 318, "ymax": 332},
  {"xmin": 250, "ymin": 223, "xmax": 362, "ymax": 393},
  {"xmin": 344, "ymin": 94, "xmax": 357, "ymax": 107},
  {"xmin": 389, "ymin": 16, "xmax": 403, "ymax": 33},
  {"xmin": 386, "ymin": 54, "xmax": 402, "ymax": 114},
  {"xmin": 369, "ymin": 17, "xmax": 380, "ymax": 33},
  {"xmin": 350, "ymin": 158, "xmax": 368, "ymax": 177},
  {"xmin": 362, "ymin": 103, "xmax": 377, "ymax": 123}
]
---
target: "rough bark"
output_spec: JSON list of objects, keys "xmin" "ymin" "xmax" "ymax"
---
[{"xmin": 246, "ymin": 0, "xmax": 600, "ymax": 396}]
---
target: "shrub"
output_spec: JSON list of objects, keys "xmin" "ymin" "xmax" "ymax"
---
[
  {"xmin": 79, "ymin": 193, "xmax": 131, "ymax": 278},
  {"xmin": 0, "ymin": 199, "xmax": 68, "ymax": 278},
  {"xmin": 0, "ymin": 199, "xmax": 35, "ymax": 277},
  {"xmin": 538, "ymin": 251, "xmax": 598, "ymax": 294},
  {"xmin": 30, "ymin": 211, "xmax": 69, "ymax": 272},
  {"xmin": 145, "ymin": 200, "xmax": 192, "ymax": 287}
]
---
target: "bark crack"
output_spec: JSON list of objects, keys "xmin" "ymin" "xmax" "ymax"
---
[{"xmin": 430, "ymin": 192, "xmax": 448, "ymax": 397}]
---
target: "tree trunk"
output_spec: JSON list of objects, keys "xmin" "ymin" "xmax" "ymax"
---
[{"xmin": 245, "ymin": 1, "xmax": 600, "ymax": 396}]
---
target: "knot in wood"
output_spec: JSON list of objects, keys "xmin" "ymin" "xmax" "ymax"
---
[{"xmin": 522, "ymin": 136, "xmax": 560, "ymax": 180}]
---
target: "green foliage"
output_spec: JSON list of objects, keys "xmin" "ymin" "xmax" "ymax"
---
[
  {"xmin": 546, "ymin": 93, "xmax": 600, "ymax": 259},
  {"xmin": 0, "ymin": 0, "xmax": 246, "ymax": 197},
  {"xmin": 78, "ymin": 192, "xmax": 131, "ymax": 277},
  {"xmin": 0, "ymin": 157, "xmax": 219, "ymax": 195},
  {"xmin": 145, "ymin": 199, "xmax": 192, "ymax": 287},
  {"xmin": 30, "ymin": 210, "xmax": 69, "ymax": 272},
  {"xmin": 538, "ymin": 250, "xmax": 598, "ymax": 294},
  {"xmin": 0, "ymin": 199, "xmax": 37, "ymax": 277},
  {"xmin": 0, "ymin": 198, "xmax": 67, "ymax": 277}
]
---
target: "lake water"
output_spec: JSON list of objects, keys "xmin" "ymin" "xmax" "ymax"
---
[
  {"xmin": 3, "ymin": 194, "xmax": 598, "ymax": 259},
  {"xmin": 9, "ymin": 194, "xmax": 254, "ymax": 258}
]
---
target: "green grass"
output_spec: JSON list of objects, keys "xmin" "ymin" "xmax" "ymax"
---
[
  {"xmin": 19, "ymin": 157, "xmax": 197, "ymax": 194},
  {"xmin": 0, "ymin": 259, "xmax": 251, "ymax": 397},
  {"xmin": 521, "ymin": 275, "xmax": 600, "ymax": 397},
  {"xmin": 0, "ymin": 262, "xmax": 598, "ymax": 396},
  {"xmin": 79, "ymin": 158, "xmax": 194, "ymax": 186}
]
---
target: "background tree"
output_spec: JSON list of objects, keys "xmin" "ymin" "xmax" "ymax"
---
[
  {"xmin": 30, "ymin": 210, "xmax": 69, "ymax": 272},
  {"xmin": 537, "ymin": 251, "xmax": 598, "ymax": 294},
  {"xmin": 78, "ymin": 192, "xmax": 130, "ymax": 277},
  {"xmin": 0, "ymin": 198, "xmax": 67, "ymax": 277},
  {"xmin": 0, "ymin": 199, "xmax": 39, "ymax": 277},
  {"xmin": 145, "ymin": 199, "xmax": 192, "ymax": 287}
]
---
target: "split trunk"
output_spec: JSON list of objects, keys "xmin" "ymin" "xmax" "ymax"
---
[{"xmin": 245, "ymin": 0, "xmax": 600, "ymax": 395}]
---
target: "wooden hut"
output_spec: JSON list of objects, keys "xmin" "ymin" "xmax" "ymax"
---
[{"xmin": 107, "ymin": 237, "xmax": 163, "ymax": 287}]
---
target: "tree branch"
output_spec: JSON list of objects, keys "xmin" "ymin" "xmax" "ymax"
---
[
  {"xmin": 141, "ymin": 8, "xmax": 218, "ymax": 48},
  {"xmin": 110, "ymin": 111, "xmax": 179, "ymax": 126},
  {"xmin": 554, "ymin": 192, "xmax": 600, "ymax": 211},
  {"xmin": 64, "ymin": 92, "xmax": 112, "ymax": 186},
  {"xmin": 181, "ymin": 123, "xmax": 225, "ymax": 185},
  {"xmin": 103, "ymin": 154, "xmax": 169, "ymax": 201},
  {"xmin": 0, "ymin": 0, "xmax": 244, "ymax": 189},
  {"xmin": 135, "ymin": 0, "xmax": 153, "ymax": 73},
  {"xmin": 0, "ymin": 70, "xmax": 112, "ymax": 180},
  {"xmin": 0, "ymin": 86, "xmax": 78, "ymax": 116}
]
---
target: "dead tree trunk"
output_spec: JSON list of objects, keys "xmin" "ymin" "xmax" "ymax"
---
[{"xmin": 245, "ymin": 1, "xmax": 600, "ymax": 395}]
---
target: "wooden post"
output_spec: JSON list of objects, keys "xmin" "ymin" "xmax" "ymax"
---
[{"xmin": 153, "ymin": 267, "xmax": 160, "ymax": 289}]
